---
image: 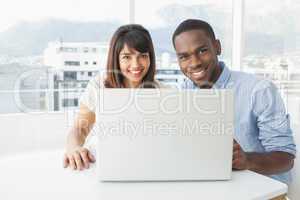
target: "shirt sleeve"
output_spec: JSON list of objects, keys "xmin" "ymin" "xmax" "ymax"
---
[
  {"xmin": 252, "ymin": 80, "xmax": 296, "ymax": 156},
  {"xmin": 79, "ymin": 76, "xmax": 101, "ymax": 112}
]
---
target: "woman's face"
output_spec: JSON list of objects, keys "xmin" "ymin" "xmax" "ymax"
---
[{"xmin": 119, "ymin": 44, "xmax": 150, "ymax": 88}]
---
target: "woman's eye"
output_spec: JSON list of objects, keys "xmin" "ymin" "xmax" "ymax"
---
[
  {"xmin": 122, "ymin": 55, "xmax": 130, "ymax": 59},
  {"xmin": 141, "ymin": 54, "xmax": 149, "ymax": 58}
]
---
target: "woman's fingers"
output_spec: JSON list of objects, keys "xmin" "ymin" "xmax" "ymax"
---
[
  {"xmin": 74, "ymin": 151, "xmax": 84, "ymax": 170},
  {"xmin": 63, "ymin": 154, "xmax": 69, "ymax": 168},
  {"xmin": 88, "ymin": 150, "xmax": 96, "ymax": 163},
  {"xmin": 79, "ymin": 149, "xmax": 90, "ymax": 169},
  {"xmin": 64, "ymin": 147, "xmax": 95, "ymax": 170},
  {"xmin": 68, "ymin": 155, "xmax": 76, "ymax": 170}
]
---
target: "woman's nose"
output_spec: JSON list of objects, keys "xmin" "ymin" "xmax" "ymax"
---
[{"xmin": 131, "ymin": 57, "xmax": 141, "ymax": 69}]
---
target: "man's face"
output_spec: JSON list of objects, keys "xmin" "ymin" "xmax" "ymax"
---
[{"xmin": 174, "ymin": 29, "xmax": 221, "ymax": 88}]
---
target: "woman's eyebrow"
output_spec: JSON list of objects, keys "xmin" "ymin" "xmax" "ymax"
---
[
  {"xmin": 120, "ymin": 52, "xmax": 148, "ymax": 56},
  {"xmin": 120, "ymin": 52, "xmax": 132, "ymax": 55}
]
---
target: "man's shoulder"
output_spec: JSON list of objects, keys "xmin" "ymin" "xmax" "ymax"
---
[
  {"xmin": 230, "ymin": 70, "xmax": 275, "ymax": 92},
  {"xmin": 230, "ymin": 70, "xmax": 259, "ymax": 83}
]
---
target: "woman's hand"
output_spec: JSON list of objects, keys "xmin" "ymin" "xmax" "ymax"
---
[{"xmin": 63, "ymin": 146, "xmax": 95, "ymax": 170}]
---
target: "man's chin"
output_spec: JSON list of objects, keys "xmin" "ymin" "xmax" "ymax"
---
[{"xmin": 192, "ymin": 79, "xmax": 213, "ymax": 89}]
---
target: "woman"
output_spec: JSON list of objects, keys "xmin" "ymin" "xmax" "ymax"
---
[{"xmin": 63, "ymin": 24, "xmax": 167, "ymax": 170}]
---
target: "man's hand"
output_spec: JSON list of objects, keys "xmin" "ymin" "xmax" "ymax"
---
[
  {"xmin": 232, "ymin": 140, "xmax": 250, "ymax": 170},
  {"xmin": 63, "ymin": 146, "xmax": 95, "ymax": 171}
]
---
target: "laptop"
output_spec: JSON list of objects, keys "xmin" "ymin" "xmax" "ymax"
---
[{"xmin": 95, "ymin": 89, "xmax": 234, "ymax": 181}]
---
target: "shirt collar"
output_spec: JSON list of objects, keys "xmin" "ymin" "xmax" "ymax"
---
[{"xmin": 212, "ymin": 61, "xmax": 231, "ymax": 89}]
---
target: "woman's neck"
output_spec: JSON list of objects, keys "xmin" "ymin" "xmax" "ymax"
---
[{"xmin": 124, "ymin": 80, "xmax": 141, "ymax": 88}]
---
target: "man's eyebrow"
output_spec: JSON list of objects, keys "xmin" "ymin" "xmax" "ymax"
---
[
  {"xmin": 176, "ymin": 45, "xmax": 208, "ymax": 56},
  {"xmin": 196, "ymin": 44, "xmax": 208, "ymax": 50},
  {"xmin": 176, "ymin": 52, "xmax": 188, "ymax": 56}
]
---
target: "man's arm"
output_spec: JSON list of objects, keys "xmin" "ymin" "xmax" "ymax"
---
[
  {"xmin": 233, "ymin": 80, "xmax": 296, "ymax": 174},
  {"xmin": 233, "ymin": 140, "xmax": 295, "ymax": 175}
]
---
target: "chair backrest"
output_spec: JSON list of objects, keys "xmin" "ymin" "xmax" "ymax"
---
[{"xmin": 288, "ymin": 124, "xmax": 300, "ymax": 199}]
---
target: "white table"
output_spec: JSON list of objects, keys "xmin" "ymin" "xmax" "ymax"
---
[{"xmin": 0, "ymin": 150, "xmax": 287, "ymax": 200}]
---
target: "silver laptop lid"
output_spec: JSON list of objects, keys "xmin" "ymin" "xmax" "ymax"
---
[{"xmin": 96, "ymin": 89, "xmax": 234, "ymax": 181}]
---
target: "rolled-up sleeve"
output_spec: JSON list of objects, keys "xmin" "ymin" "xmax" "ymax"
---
[{"xmin": 252, "ymin": 81, "xmax": 296, "ymax": 156}]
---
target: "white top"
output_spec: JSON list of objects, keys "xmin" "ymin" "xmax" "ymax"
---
[
  {"xmin": 79, "ymin": 75, "xmax": 170, "ymax": 148},
  {"xmin": 0, "ymin": 150, "xmax": 287, "ymax": 200},
  {"xmin": 80, "ymin": 75, "xmax": 170, "ymax": 113}
]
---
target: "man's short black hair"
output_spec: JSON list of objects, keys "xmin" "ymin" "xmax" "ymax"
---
[{"xmin": 172, "ymin": 19, "xmax": 216, "ymax": 47}]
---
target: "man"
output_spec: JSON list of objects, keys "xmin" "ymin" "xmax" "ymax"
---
[{"xmin": 172, "ymin": 19, "xmax": 296, "ymax": 184}]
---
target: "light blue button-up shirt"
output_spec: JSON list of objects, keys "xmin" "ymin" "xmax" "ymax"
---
[{"xmin": 181, "ymin": 61, "xmax": 296, "ymax": 184}]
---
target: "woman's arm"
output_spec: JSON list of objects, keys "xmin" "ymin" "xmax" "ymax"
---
[{"xmin": 63, "ymin": 104, "xmax": 96, "ymax": 170}]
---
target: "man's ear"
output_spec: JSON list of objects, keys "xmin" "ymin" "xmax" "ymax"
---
[{"xmin": 214, "ymin": 39, "xmax": 221, "ymax": 56}]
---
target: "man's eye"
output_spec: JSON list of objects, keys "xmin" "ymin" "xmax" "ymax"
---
[
  {"xmin": 198, "ymin": 49, "xmax": 208, "ymax": 54},
  {"xmin": 179, "ymin": 55, "xmax": 188, "ymax": 60}
]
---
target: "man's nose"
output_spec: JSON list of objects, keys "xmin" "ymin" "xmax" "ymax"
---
[{"xmin": 189, "ymin": 54, "xmax": 202, "ymax": 69}]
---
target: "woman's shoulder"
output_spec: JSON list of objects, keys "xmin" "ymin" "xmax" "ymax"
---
[{"xmin": 88, "ymin": 73, "xmax": 105, "ymax": 89}]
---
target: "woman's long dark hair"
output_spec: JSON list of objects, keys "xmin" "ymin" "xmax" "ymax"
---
[{"xmin": 104, "ymin": 24, "xmax": 157, "ymax": 88}]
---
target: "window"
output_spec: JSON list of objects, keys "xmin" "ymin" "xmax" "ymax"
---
[
  {"xmin": 242, "ymin": 0, "xmax": 300, "ymax": 125},
  {"xmin": 60, "ymin": 47, "xmax": 77, "ymax": 53},
  {"xmin": 88, "ymin": 72, "xmax": 93, "ymax": 77},
  {"xmin": 62, "ymin": 98, "xmax": 78, "ymax": 107},
  {"xmin": 63, "ymin": 72, "xmax": 77, "ymax": 81},
  {"xmin": 83, "ymin": 47, "xmax": 89, "ymax": 53},
  {"xmin": 81, "ymin": 82, "xmax": 88, "ymax": 88},
  {"xmin": 0, "ymin": 0, "xmax": 130, "ymax": 114},
  {"xmin": 135, "ymin": 0, "xmax": 233, "ymax": 68},
  {"xmin": 64, "ymin": 61, "xmax": 80, "ymax": 66},
  {"xmin": 2, "ymin": 0, "xmax": 298, "ymax": 121}
]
